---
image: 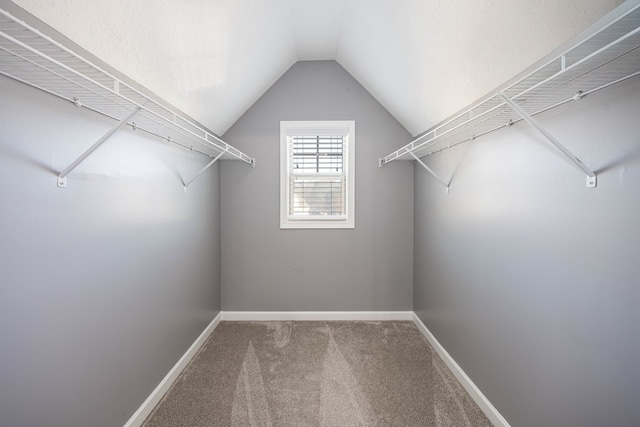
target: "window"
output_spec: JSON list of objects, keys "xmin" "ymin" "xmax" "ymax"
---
[{"xmin": 280, "ymin": 121, "xmax": 355, "ymax": 229}]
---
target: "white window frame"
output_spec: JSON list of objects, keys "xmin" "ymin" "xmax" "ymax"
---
[{"xmin": 280, "ymin": 120, "xmax": 355, "ymax": 229}]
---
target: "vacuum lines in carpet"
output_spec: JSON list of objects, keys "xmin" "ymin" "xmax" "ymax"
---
[{"xmin": 142, "ymin": 321, "xmax": 492, "ymax": 427}]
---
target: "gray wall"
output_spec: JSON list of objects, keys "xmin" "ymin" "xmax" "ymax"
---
[
  {"xmin": 414, "ymin": 75, "xmax": 640, "ymax": 427},
  {"xmin": 0, "ymin": 75, "xmax": 222, "ymax": 427},
  {"xmin": 221, "ymin": 61, "xmax": 413, "ymax": 311}
]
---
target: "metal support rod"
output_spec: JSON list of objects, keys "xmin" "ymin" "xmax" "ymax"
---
[
  {"xmin": 498, "ymin": 92, "xmax": 597, "ymax": 187},
  {"xmin": 58, "ymin": 106, "xmax": 142, "ymax": 181},
  {"xmin": 409, "ymin": 152, "xmax": 449, "ymax": 192},
  {"xmin": 183, "ymin": 150, "xmax": 226, "ymax": 189}
]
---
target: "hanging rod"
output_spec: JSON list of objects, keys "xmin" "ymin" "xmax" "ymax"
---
[
  {"xmin": 380, "ymin": 1, "xmax": 640, "ymax": 183},
  {"xmin": 0, "ymin": 7, "xmax": 255, "ymax": 187}
]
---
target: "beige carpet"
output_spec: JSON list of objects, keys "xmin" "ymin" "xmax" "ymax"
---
[{"xmin": 142, "ymin": 321, "xmax": 492, "ymax": 427}]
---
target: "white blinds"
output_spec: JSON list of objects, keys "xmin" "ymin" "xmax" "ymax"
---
[
  {"xmin": 291, "ymin": 135, "xmax": 344, "ymax": 173},
  {"xmin": 288, "ymin": 135, "xmax": 346, "ymax": 217}
]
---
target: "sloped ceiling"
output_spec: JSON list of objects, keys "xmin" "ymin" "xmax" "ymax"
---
[{"xmin": 11, "ymin": 0, "xmax": 623, "ymax": 137}]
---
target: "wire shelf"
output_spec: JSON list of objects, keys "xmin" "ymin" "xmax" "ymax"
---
[
  {"xmin": 380, "ymin": 2, "xmax": 640, "ymax": 164},
  {"xmin": 0, "ymin": 8, "xmax": 254, "ymax": 166}
]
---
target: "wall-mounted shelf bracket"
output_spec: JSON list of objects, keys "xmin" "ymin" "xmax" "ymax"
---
[
  {"xmin": 498, "ymin": 92, "xmax": 597, "ymax": 188},
  {"xmin": 409, "ymin": 151, "xmax": 450, "ymax": 193},
  {"xmin": 183, "ymin": 150, "xmax": 226, "ymax": 191},
  {"xmin": 57, "ymin": 106, "xmax": 143, "ymax": 188},
  {"xmin": 182, "ymin": 154, "xmax": 254, "ymax": 191}
]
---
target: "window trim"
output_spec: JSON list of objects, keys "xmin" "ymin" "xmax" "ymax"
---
[{"xmin": 280, "ymin": 120, "xmax": 355, "ymax": 229}]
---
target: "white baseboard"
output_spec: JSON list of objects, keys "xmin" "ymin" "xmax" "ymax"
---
[
  {"xmin": 412, "ymin": 313, "xmax": 510, "ymax": 427},
  {"xmin": 220, "ymin": 311, "xmax": 414, "ymax": 321},
  {"xmin": 124, "ymin": 311, "xmax": 507, "ymax": 427},
  {"xmin": 123, "ymin": 312, "xmax": 222, "ymax": 427}
]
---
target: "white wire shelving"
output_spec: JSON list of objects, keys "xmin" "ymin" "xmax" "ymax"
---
[
  {"xmin": 0, "ymin": 8, "xmax": 255, "ymax": 188},
  {"xmin": 380, "ymin": 1, "xmax": 640, "ymax": 190}
]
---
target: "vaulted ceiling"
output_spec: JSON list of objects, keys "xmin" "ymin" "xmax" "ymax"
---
[{"xmin": 11, "ymin": 0, "xmax": 623, "ymax": 137}]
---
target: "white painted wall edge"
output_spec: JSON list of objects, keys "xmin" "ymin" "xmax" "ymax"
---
[
  {"xmin": 221, "ymin": 311, "xmax": 414, "ymax": 321},
  {"xmin": 412, "ymin": 313, "xmax": 511, "ymax": 427},
  {"xmin": 123, "ymin": 312, "xmax": 222, "ymax": 427}
]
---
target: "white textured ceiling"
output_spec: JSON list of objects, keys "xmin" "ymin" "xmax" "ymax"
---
[{"xmin": 11, "ymin": 0, "xmax": 623, "ymax": 137}]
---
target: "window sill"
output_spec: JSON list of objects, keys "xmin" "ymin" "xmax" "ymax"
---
[{"xmin": 280, "ymin": 217, "xmax": 355, "ymax": 229}]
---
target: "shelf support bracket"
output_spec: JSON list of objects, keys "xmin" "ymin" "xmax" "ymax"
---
[
  {"xmin": 183, "ymin": 150, "xmax": 226, "ymax": 191},
  {"xmin": 498, "ymin": 92, "xmax": 597, "ymax": 188},
  {"xmin": 57, "ymin": 106, "xmax": 143, "ymax": 187},
  {"xmin": 409, "ymin": 151, "xmax": 450, "ymax": 193}
]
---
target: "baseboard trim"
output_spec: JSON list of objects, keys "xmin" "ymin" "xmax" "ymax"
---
[
  {"xmin": 124, "ymin": 311, "xmax": 508, "ymax": 427},
  {"xmin": 221, "ymin": 311, "xmax": 414, "ymax": 321},
  {"xmin": 123, "ymin": 312, "xmax": 222, "ymax": 427},
  {"xmin": 412, "ymin": 313, "xmax": 510, "ymax": 427}
]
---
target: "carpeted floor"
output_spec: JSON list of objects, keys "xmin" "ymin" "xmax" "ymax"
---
[{"xmin": 142, "ymin": 321, "xmax": 493, "ymax": 427}]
